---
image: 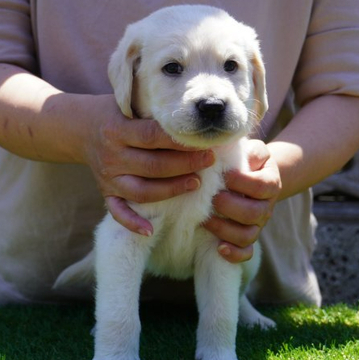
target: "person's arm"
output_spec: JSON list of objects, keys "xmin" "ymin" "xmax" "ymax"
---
[
  {"xmin": 270, "ymin": 1, "xmax": 359, "ymax": 200},
  {"xmin": 0, "ymin": 64, "xmax": 87, "ymax": 163},
  {"xmin": 0, "ymin": 63, "xmax": 282, "ymax": 259},
  {"xmin": 208, "ymin": 94, "xmax": 359, "ymax": 263},
  {"xmin": 0, "ymin": 64, "xmax": 215, "ymax": 235},
  {"xmin": 268, "ymin": 94, "xmax": 359, "ymax": 201},
  {"xmin": 0, "ymin": 0, "xmax": 281, "ymax": 264}
]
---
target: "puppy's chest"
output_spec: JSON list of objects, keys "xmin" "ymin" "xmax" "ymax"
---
[
  {"xmin": 144, "ymin": 159, "xmax": 228, "ymax": 279},
  {"xmin": 132, "ymin": 142, "xmax": 245, "ymax": 279}
]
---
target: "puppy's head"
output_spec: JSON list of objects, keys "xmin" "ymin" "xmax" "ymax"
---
[{"xmin": 108, "ymin": 5, "xmax": 268, "ymax": 149}]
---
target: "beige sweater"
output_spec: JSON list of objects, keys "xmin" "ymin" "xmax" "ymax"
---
[{"xmin": 0, "ymin": 0, "xmax": 358, "ymax": 304}]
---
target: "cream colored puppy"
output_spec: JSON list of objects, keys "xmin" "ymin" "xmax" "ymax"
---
[{"xmin": 94, "ymin": 5, "xmax": 274, "ymax": 360}]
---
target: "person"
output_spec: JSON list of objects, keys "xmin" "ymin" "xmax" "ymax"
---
[{"xmin": 0, "ymin": 0, "xmax": 358, "ymax": 306}]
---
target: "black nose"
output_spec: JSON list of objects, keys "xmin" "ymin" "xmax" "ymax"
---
[{"xmin": 196, "ymin": 98, "xmax": 226, "ymax": 120}]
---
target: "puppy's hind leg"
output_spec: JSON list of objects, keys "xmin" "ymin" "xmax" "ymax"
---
[
  {"xmin": 93, "ymin": 216, "xmax": 151, "ymax": 360},
  {"xmin": 194, "ymin": 237, "xmax": 241, "ymax": 360},
  {"xmin": 238, "ymin": 295, "xmax": 276, "ymax": 330},
  {"xmin": 238, "ymin": 244, "xmax": 276, "ymax": 330}
]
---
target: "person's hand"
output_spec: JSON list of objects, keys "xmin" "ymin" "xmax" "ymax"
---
[
  {"xmin": 203, "ymin": 139, "xmax": 282, "ymax": 263},
  {"xmin": 82, "ymin": 95, "xmax": 215, "ymax": 236}
]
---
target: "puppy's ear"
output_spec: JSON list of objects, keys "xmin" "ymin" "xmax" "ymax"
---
[
  {"xmin": 108, "ymin": 26, "xmax": 142, "ymax": 118},
  {"xmin": 250, "ymin": 47, "xmax": 268, "ymax": 121}
]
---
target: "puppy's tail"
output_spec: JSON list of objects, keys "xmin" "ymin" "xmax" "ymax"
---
[
  {"xmin": 53, "ymin": 251, "xmax": 95, "ymax": 291},
  {"xmin": 0, "ymin": 276, "xmax": 30, "ymax": 305}
]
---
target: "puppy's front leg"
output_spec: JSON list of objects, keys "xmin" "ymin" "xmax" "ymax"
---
[
  {"xmin": 194, "ymin": 236, "xmax": 241, "ymax": 360},
  {"xmin": 93, "ymin": 217, "xmax": 150, "ymax": 360}
]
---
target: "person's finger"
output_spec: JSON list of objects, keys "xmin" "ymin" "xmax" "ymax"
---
[
  {"xmin": 203, "ymin": 216, "xmax": 260, "ymax": 249},
  {"xmin": 105, "ymin": 196, "xmax": 153, "ymax": 236},
  {"xmin": 217, "ymin": 241, "xmax": 254, "ymax": 264},
  {"xmin": 118, "ymin": 147, "xmax": 215, "ymax": 178},
  {"xmin": 245, "ymin": 139, "xmax": 271, "ymax": 170},
  {"xmin": 212, "ymin": 191, "xmax": 272, "ymax": 227},
  {"xmin": 112, "ymin": 174, "xmax": 201, "ymax": 203},
  {"xmin": 109, "ymin": 116, "xmax": 200, "ymax": 151},
  {"xmin": 224, "ymin": 168, "xmax": 280, "ymax": 201}
]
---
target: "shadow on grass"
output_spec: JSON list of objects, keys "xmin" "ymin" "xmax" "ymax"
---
[
  {"xmin": 0, "ymin": 303, "xmax": 95, "ymax": 360},
  {"xmin": 0, "ymin": 302, "xmax": 358, "ymax": 360}
]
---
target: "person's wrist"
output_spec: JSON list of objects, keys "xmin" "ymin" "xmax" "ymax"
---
[
  {"xmin": 46, "ymin": 93, "xmax": 114, "ymax": 165},
  {"xmin": 70, "ymin": 93, "xmax": 102, "ymax": 165}
]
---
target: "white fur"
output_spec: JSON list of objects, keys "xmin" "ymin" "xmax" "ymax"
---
[
  {"xmin": 93, "ymin": 5, "xmax": 274, "ymax": 360},
  {"xmin": 0, "ymin": 275, "xmax": 30, "ymax": 305}
]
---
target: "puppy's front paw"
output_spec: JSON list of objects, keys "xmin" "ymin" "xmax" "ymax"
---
[{"xmin": 195, "ymin": 348, "xmax": 238, "ymax": 360}]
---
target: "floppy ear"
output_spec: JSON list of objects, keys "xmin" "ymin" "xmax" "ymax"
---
[
  {"xmin": 108, "ymin": 26, "xmax": 142, "ymax": 118},
  {"xmin": 250, "ymin": 47, "xmax": 269, "ymax": 121}
]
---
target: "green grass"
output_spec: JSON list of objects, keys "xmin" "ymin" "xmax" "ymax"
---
[{"xmin": 0, "ymin": 302, "xmax": 358, "ymax": 359}]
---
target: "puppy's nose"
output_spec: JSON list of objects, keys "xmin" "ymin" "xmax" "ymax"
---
[{"xmin": 196, "ymin": 98, "xmax": 226, "ymax": 119}]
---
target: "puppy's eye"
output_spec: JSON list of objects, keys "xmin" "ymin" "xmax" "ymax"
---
[
  {"xmin": 162, "ymin": 62, "xmax": 183, "ymax": 76},
  {"xmin": 223, "ymin": 60, "xmax": 238, "ymax": 73}
]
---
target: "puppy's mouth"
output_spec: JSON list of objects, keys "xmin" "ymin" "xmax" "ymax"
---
[
  {"xmin": 175, "ymin": 107, "xmax": 245, "ymax": 144},
  {"xmin": 183, "ymin": 124, "xmax": 234, "ymax": 138},
  {"xmin": 161, "ymin": 98, "xmax": 250, "ymax": 147}
]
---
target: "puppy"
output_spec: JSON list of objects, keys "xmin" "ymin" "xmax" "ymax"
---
[{"xmin": 94, "ymin": 5, "xmax": 274, "ymax": 360}]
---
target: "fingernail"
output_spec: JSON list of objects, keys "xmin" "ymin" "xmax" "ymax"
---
[
  {"xmin": 138, "ymin": 228, "xmax": 153, "ymax": 237},
  {"xmin": 218, "ymin": 245, "xmax": 231, "ymax": 256},
  {"xmin": 202, "ymin": 151, "xmax": 215, "ymax": 167},
  {"xmin": 185, "ymin": 178, "xmax": 201, "ymax": 191}
]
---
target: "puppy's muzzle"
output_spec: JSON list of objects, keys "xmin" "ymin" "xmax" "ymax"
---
[{"xmin": 195, "ymin": 97, "xmax": 229, "ymax": 134}]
